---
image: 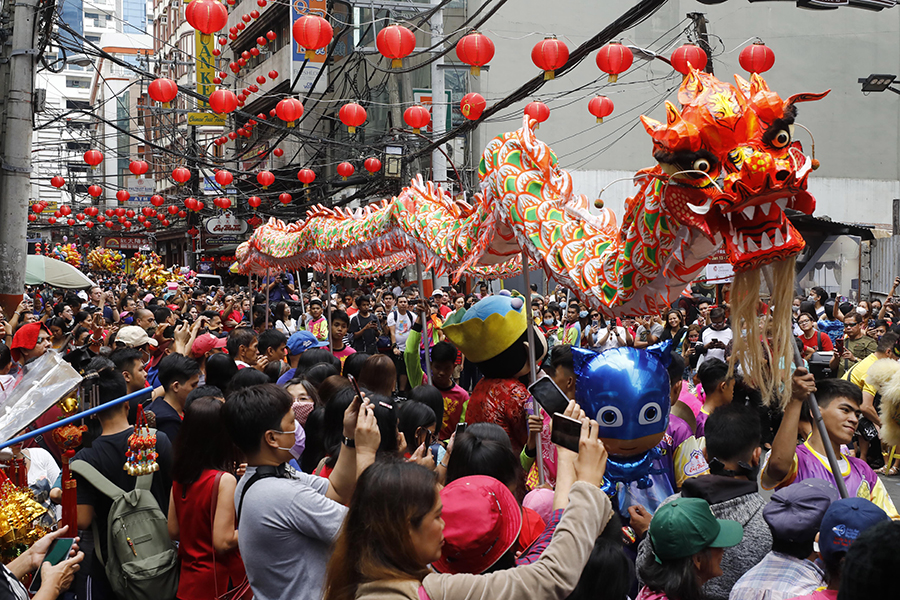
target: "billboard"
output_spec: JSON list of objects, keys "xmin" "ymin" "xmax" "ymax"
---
[
  {"xmin": 290, "ymin": 0, "xmax": 329, "ymax": 94},
  {"xmin": 189, "ymin": 31, "xmax": 226, "ymax": 126}
]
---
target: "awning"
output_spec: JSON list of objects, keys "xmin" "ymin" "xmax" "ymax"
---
[{"xmin": 787, "ymin": 211, "xmax": 875, "ymax": 241}]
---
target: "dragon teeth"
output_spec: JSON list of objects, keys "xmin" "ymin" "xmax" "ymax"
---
[
  {"xmin": 746, "ymin": 237, "xmax": 759, "ymax": 253},
  {"xmin": 774, "ymin": 228, "xmax": 785, "ymax": 246},
  {"xmin": 776, "ymin": 198, "xmax": 788, "ymax": 211},
  {"xmin": 760, "ymin": 232, "xmax": 773, "ymax": 250},
  {"xmin": 741, "ymin": 205, "xmax": 756, "ymax": 220},
  {"xmin": 758, "ymin": 202, "xmax": 772, "ymax": 217}
]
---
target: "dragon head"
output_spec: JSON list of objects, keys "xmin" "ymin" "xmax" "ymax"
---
[{"xmin": 640, "ymin": 68, "xmax": 829, "ymax": 272}]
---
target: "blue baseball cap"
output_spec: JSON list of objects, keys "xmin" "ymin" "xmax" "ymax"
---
[
  {"xmin": 287, "ymin": 330, "xmax": 328, "ymax": 355},
  {"xmin": 818, "ymin": 498, "xmax": 889, "ymax": 561}
]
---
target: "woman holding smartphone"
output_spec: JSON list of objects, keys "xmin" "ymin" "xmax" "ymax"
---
[{"xmin": 323, "ymin": 418, "xmax": 611, "ymax": 600}]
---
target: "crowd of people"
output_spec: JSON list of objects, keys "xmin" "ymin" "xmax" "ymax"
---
[{"xmin": 0, "ymin": 269, "xmax": 899, "ymax": 600}]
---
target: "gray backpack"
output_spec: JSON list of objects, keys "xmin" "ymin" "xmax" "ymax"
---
[{"xmin": 70, "ymin": 459, "xmax": 178, "ymax": 600}]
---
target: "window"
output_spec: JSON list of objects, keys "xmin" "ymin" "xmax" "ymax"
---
[
  {"xmin": 65, "ymin": 78, "xmax": 90, "ymax": 89},
  {"xmin": 86, "ymin": 35, "xmax": 101, "ymax": 43},
  {"xmin": 66, "ymin": 100, "xmax": 91, "ymax": 110}
]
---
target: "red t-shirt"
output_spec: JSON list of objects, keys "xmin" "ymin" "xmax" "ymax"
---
[{"xmin": 800, "ymin": 330, "xmax": 833, "ymax": 353}]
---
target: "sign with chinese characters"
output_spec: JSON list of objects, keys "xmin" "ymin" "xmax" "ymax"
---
[{"xmin": 104, "ymin": 237, "xmax": 152, "ymax": 251}]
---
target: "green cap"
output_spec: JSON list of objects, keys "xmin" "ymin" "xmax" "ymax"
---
[{"xmin": 648, "ymin": 498, "xmax": 743, "ymax": 563}]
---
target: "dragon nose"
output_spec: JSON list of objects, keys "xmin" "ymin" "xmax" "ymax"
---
[{"xmin": 775, "ymin": 170, "xmax": 789, "ymax": 181}]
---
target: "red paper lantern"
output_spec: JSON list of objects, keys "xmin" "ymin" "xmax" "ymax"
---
[
  {"xmin": 588, "ymin": 96, "xmax": 614, "ymax": 124},
  {"xmin": 337, "ymin": 162, "xmax": 355, "ymax": 180},
  {"xmin": 185, "ymin": 0, "xmax": 228, "ymax": 36},
  {"xmin": 531, "ymin": 36, "xmax": 569, "ymax": 80},
  {"xmin": 242, "ymin": 13, "xmax": 251, "ymax": 23},
  {"xmin": 215, "ymin": 170, "xmax": 233, "ymax": 186},
  {"xmin": 48, "ymin": 216, "xmax": 57, "ymax": 224},
  {"xmin": 460, "ymin": 93, "xmax": 486, "ymax": 121},
  {"xmin": 28, "ymin": 214, "xmax": 36, "ymax": 222},
  {"xmin": 257, "ymin": 170, "xmax": 275, "ymax": 188},
  {"xmin": 88, "ymin": 184, "xmax": 103, "ymax": 197},
  {"xmin": 404, "ymin": 105, "xmax": 430, "ymax": 133},
  {"xmin": 739, "ymin": 41, "xmax": 775, "ymax": 75},
  {"xmin": 209, "ymin": 89, "xmax": 238, "ymax": 114},
  {"xmin": 364, "ymin": 157, "xmax": 382, "ymax": 174},
  {"xmin": 197, "ymin": 201, "xmax": 205, "ymax": 211},
  {"xmin": 339, "ymin": 102, "xmax": 367, "ymax": 133},
  {"xmin": 150, "ymin": 194, "xmax": 165, "ymax": 207},
  {"xmin": 129, "ymin": 160, "xmax": 149, "ymax": 177},
  {"xmin": 273, "ymin": 148, "xmax": 284, "ymax": 157},
  {"xmin": 116, "ymin": 190, "xmax": 130, "ymax": 203},
  {"xmin": 218, "ymin": 197, "xmax": 231, "ymax": 210},
  {"xmin": 50, "ymin": 175, "xmax": 66, "ymax": 189},
  {"xmin": 269, "ymin": 108, "xmax": 277, "ymax": 117},
  {"xmin": 178, "ymin": 210, "xmax": 187, "ymax": 218},
  {"xmin": 138, "ymin": 215, "xmax": 146, "ymax": 223},
  {"xmin": 276, "ymin": 98, "xmax": 304, "ymax": 127},
  {"xmin": 248, "ymin": 196, "xmax": 262, "ymax": 208},
  {"xmin": 115, "ymin": 207, "xmax": 126, "ymax": 217},
  {"xmin": 172, "ymin": 166, "xmax": 191, "ymax": 184},
  {"xmin": 125, "ymin": 209, "xmax": 135, "ymax": 218},
  {"xmin": 292, "ymin": 14, "xmax": 333, "ymax": 60},
  {"xmin": 266, "ymin": 30, "xmax": 276, "ymax": 40},
  {"xmin": 97, "ymin": 214, "xmax": 106, "ymax": 222},
  {"xmin": 279, "ymin": 193, "xmax": 292, "ymax": 205},
  {"xmin": 184, "ymin": 197, "xmax": 198, "ymax": 211},
  {"xmin": 596, "ymin": 42, "xmax": 633, "ymax": 83},
  {"xmin": 670, "ymin": 44, "xmax": 707, "ymax": 75},
  {"xmin": 524, "ymin": 101, "xmax": 550, "ymax": 126},
  {"xmin": 148, "ymin": 78, "xmax": 178, "ymax": 106},
  {"xmin": 297, "ymin": 169, "xmax": 316, "ymax": 186},
  {"xmin": 83, "ymin": 149, "xmax": 103, "ymax": 168},
  {"xmin": 104, "ymin": 209, "xmax": 114, "ymax": 217},
  {"xmin": 31, "ymin": 203, "xmax": 44, "ymax": 214},
  {"xmin": 85, "ymin": 221, "xmax": 94, "ymax": 228},
  {"xmin": 256, "ymin": 75, "xmax": 266, "ymax": 84},
  {"xmin": 162, "ymin": 219, "xmax": 171, "ymax": 227},
  {"xmin": 237, "ymin": 22, "xmax": 245, "ymax": 31},
  {"xmin": 85, "ymin": 206, "xmax": 99, "ymax": 217},
  {"xmin": 141, "ymin": 207, "xmax": 154, "ymax": 216},
  {"xmin": 376, "ymin": 24, "xmax": 415, "ymax": 68},
  {"xmin": 167, "ymin": 205, "xmax": 179, "ymax": 215},
  {"xmin": 67, "ymin": 218, "xmax": 76, "ymax": 226},
  {"xmin": 54, "ymin": 210, "xmax": 61, "ymax": 218},
  {"xmin": 60, "ymin": 205, "xmax": 72, "ymax": 216},
  {"xmin": 456, "ymin": 31, "xmax": 494, "ymax": 76},
  {"xmin": 268, "ymin": 70, "xmax": 278, "ymax": 79}
]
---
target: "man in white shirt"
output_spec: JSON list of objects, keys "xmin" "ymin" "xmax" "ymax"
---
[
  {"xmin": 387, "ymin": 296, "xmax": 417, "ymax": 390},
  {"xmin": 697, "ymin": 307, "xmax": 732, "ymax": 369},
  {"xmin": 593, "ymin": 319, "xmax": 631, "ymax": 351}
]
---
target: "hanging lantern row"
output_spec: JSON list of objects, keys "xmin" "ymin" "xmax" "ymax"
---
[
  {"xmin": 339, "ymin": 102, "xmax": 367, "ymax": 133},
  {"xmin": 185, "ymin": 0, "xmax": 228, "ymax": 38},
  {"xmin": 596, "ymin": 42, "xmax": 633, "ymax": 83},
  {"xmin": 148, "ymin": 78, "xmax": 178, "ymax": 107},
  {"xmin": 276, "ymin": 98, "xmax": 304, "ymax": 127},
  {"xmin": 129, "ymin": 160, "xmax": 149, "ymax": 178}
]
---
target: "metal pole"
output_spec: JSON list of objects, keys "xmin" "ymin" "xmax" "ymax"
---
[
  {"xmin": 790, "ymin": 338, "xmax": 849, "ymax": 498},
  {"xmin": 0, "ymin": 388, "xmax": 153, "ymax": 450},
  {"xmin": 249, "ymin": 273, "xmax": 255, "ymax": 326},
  {"xmin": 416, "ymin": 257, "xmax": 432, "ymax": 382},
  {"xmin": 0, "ymin": 0, "xmax": 39, "ymax": 317},
  {"xmin": 326, "ymin": 265, "xmax": 333, "ymax": 352},
  {"xmin": 430, "ymin": 0, "xmax": 447, "ymax": 188},
  {"xmin": 522, "ymin": 250, "xmax": 544, "ymax": 485},
  {"xmin": 264, "ymin": 268, "xmax": 271, "ymax": 330},
  {"xmin": 297, "ymin": 270, "xmax": 305, "ymax": 329}
]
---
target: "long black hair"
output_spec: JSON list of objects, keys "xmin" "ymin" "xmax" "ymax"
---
[
  {"xmin": 638, "ymin": 548, "xmax": 709, "ymax": 600},
  {"xmin": 172, "ymin": 396, "xmax": 236, "ymax": 486}
]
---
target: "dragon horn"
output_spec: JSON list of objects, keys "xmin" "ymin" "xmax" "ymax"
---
[
  {"xmin": 784, "ymin": 90, "xmax": 831, "ymax": 112},
  {"xmin": 678, "ymin": 65, "xmax": 706, "ymax": 106},
  {"xmin": 733, "ymin": 74, "xmax": 751, "ymax": 101}
]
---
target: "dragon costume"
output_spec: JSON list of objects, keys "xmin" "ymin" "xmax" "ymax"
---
[{"xmin": 237, "ymin": 67, "xmax": 828, "ymax": 402}]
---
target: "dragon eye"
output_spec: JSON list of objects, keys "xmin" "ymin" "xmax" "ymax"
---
[
  {"xmin": 771, "ymin": 129, "xmax": 791, "ymax": 149},
  {"xmin": 638, "ymin": 402, "xmax": 663, "ymax": 426},
  {"xmin": 692, "ymin": 158, "xmax": 712, "ymax": 173},
  {"xmin": 597, "ymin": 406, "xmax": 623, "ymax": 428}
]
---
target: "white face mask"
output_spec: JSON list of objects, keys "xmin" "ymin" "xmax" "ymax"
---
[{"xmin": 856, "ymin": 306, "xmax": 867, "ymax": 316}]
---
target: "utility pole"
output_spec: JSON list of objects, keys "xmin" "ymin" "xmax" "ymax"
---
[
  {"xmin": 687, "ymin": 12, "xmax": 714, "ymax": 76},
  {"xmin": 0, "ymin": 0, "xmax": 39, "ymax": 315},
  {"xmin": 430, "ymin": 0, "xmax": 447, "ymax": 188}
]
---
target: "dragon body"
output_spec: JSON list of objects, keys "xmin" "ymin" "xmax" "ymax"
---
[{"xmin": 238, "ymin": 68, "xmax": 827, "ymax": 319}]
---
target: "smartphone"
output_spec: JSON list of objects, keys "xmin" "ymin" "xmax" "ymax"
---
[
  {"xmin": 528, "ymin": 376, "xmax": 570, "ymax": 417},
  {"xmin": 550, "ymin": 412, "xmax": 582, "ymax": 453},
  {"xmin": 455, "ymin": 422, "xmax": 467, "ymax": 436},
  {"xmin": 348, "ymin": 374, "xmax": 362, "ymax": 400},
  {"xmin": 836, "ymin": 338, "xmax": 845, "ymax": 355},
  {"xmin": 591, "ymin": 320, "xmax": 599, "ymax": 328},
  {"xmin": 29, "ymin": 538, "xmax": 75, "ymax": 594}
]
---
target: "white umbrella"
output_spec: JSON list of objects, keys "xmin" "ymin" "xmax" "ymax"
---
[{"xmin": 25, "ymin": 255, "xmax": 95, "ymax": 289}]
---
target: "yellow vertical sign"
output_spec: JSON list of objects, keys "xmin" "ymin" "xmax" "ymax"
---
[{"xmin": 189, "ymin": 30, "xmax": 226, "ymax": 126}]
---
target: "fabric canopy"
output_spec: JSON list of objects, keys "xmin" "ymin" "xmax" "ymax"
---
[{"xmin": 25, "ymin": 255, "xmax": 95, "ymax": 289}]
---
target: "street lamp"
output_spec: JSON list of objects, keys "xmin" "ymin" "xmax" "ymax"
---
[{"xmin": 858, "ymin": 74, "xmax": 900, "ymax": 95}]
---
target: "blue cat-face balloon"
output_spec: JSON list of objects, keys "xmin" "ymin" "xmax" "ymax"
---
[{"xmin": 572, "ymin": 343, "xmax": 672, "ymax": 458}]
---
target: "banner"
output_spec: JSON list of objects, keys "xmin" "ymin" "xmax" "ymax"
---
[
  {"xmin": 190, "ymin": 30, "xmax": 226, "ymax": 126},
  {"xmin": 290, "ymin": 0, "xmax": 329, "ymax": 94}
]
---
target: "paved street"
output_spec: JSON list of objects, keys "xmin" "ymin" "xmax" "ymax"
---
[{"xmin": 879, "ymin": 474, "xmax": 900, "ymax": 509}]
